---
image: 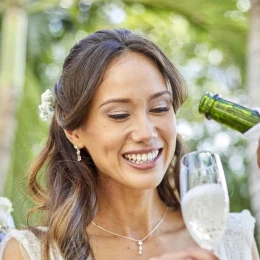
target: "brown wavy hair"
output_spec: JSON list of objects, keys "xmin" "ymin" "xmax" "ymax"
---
[{"xmin": 28, "ymin": 29, "xmax": 187, "ymax": 260}]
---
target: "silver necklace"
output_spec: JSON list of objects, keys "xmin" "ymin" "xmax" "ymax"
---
[{"xmin": 92, "ymin": 207, "xmax": 168, "ymax": 255}]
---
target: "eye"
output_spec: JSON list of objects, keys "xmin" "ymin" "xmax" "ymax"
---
[
  {"xmin": 108, "ymin": 113, "xmax": 130, "ymax": 120},
  {"xmin": 150, "ymin": 106, "xmax": 169, "ymax": 114}
]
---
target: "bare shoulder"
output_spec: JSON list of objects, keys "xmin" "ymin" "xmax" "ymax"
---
[{"xmin": 2, "ymin": 238, "xmax": 24, "ymax": 260}]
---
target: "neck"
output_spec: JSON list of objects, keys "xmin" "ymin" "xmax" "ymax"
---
[{"xmin": 91, "ymin": 179, "xmax": 167, "ymax": 239}]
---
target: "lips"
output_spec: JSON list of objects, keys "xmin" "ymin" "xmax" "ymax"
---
[{"xmin": 123, "ymin": 149, "xmax": 161, "ymax": 164}]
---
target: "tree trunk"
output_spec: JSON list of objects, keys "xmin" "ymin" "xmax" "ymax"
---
[
  {"xmin": 0, "ymin": 7, "xmax": 28, "ymax": 195},
  {"xmin": 247, "ymin": 0, "xmax": 260, "ymax": 244}
]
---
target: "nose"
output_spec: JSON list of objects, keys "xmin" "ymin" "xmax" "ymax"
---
[{"xmin": 131, "ymin": 114, "xmax": 158, "ymax": 143}]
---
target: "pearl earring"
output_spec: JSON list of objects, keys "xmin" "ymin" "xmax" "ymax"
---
[{"xmin": 74, "ymin": 145, "xmax": 81, "ymax": 161}]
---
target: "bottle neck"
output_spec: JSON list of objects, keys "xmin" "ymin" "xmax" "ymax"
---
[
  {"xmin": 198, "ymin": 92, "xmax": 260, "ymax": 133},
  {"xmin": 199, "ymin": 93, "xmax": 219, "ymax": 120}
]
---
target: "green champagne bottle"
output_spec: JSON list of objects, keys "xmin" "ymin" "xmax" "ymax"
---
[{"xmin": 198, "ymin": 92, "xmax": 260, "ymax": 133}]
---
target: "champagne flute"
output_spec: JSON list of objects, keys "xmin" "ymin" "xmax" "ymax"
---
[{"xmin": 180, "ymin": 151, "xmax": 229, "ymax": 251}]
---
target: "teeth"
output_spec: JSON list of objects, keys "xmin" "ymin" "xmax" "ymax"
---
[
  {"xmin": 124, "ymin": 150, "xmax": 160, "ymax": 164},
  {"xmin": 142, "ymin": 154, "xmax": 147, "ymax": 162},
  {"xmin": 148, "ymin": 152, "xmax": 152, "ymax": 161}
]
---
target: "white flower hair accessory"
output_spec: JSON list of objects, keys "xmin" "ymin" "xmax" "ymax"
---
[
  {"xmin": 0, "ymin": 196, "xmax": 14, "ymax": 234},
  {"xmin": 38, "ymin": 89, "xmax": 55, "ymax": 121}
]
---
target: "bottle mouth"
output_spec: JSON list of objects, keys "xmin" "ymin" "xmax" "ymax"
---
[
  {"xmin": 198, "ymin": 93, "xmax": 210, "ymax": 114},
  {"xmin": 198, "ymin": 92, "xmax": 219, "ymax": 120}
]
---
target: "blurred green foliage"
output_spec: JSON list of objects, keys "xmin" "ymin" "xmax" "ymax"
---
[{"xmin": 1, "ymin": 0, "xmax": 252, "ymax": 227}]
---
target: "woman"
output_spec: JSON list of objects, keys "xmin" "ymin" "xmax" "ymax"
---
[{"xmin": 0, "ymin": 29, "xmax": 258, "ymax": 260}]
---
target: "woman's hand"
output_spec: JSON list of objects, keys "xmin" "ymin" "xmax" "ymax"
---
[{"xmin": 149, "ymin": 247, "xmax": 219, "ymax": 260}]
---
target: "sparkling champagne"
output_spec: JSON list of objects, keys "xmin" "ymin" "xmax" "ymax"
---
[
  {"xmin": 198, "ymin": 93, "xmax": 260, "ymax": 133},
  {"xmin": 181, "ymin": 183, "xmax": 229, "ymax": 250}
]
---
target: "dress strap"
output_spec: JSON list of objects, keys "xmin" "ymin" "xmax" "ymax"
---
[{"xmin": 216, "ymin": 210, "xmax": 256, "ymax": 260}]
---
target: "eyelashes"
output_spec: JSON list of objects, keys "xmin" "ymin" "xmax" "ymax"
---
[
  {"xmin": 150, "ymin": 107, "xmax": 169, "ymax": 113},
  {"xmin": 108, "ymin": 114, "xmax": 129, "ymax": 120},
  {"xmin": 107, "ymin": 106, "xmax": 170, "ymax": 121}
]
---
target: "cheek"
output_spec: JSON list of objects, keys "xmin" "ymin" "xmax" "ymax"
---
[
  {"xmin": 167, "ymin": 115, "xmax": 177, "ymax": 151},
  {"xmin": 85, "ymin": 136, "xmax": 119, "ymax": 174},
  {"xmin": 168, "ymin": 128, "xmax": 177, "ymax": 153},
  {"xmin": 160, "ymin": 114, "xmax": 177, "ymax": 153},
  {"xmin": 84, "ymin": 128, "xmax": 122, "ymax": 160},
  {"xmin": 166, "ymin": 113, "xmax": 177, "ymax": 138}
]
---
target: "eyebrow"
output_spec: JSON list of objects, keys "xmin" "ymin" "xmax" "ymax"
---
[{"xmin": 99, "ymin": 90, "xmax": 171, "ymax": 108}]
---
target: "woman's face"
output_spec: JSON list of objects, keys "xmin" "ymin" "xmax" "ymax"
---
[{"xmin": 77, "ymin": 52, "xmax": 177, "ymax": 190}]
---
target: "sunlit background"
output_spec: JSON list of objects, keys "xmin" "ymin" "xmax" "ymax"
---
[{"xmin": 0, "ymin": 0, "xmax": 259, "ymax": 247}]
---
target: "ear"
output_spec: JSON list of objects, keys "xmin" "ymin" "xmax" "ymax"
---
[{"xmin": 64, "ymin": 129, "xmax": 84, "ymax": 149}]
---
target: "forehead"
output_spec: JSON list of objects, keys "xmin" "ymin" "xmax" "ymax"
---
[
  {"xmin": 103, "ymin": 52, "xmax": 162, "ymax": 81},
  {"xmin": 92, "ymin": 52, "xmax": 168, "ymax": 104}
]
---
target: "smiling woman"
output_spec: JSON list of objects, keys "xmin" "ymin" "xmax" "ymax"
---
[
  {"xmin": 65, "ymin": 52, "xmax": 177, "ymax": 191},
  {"xmin": 0, "ymin": 29, "xmax": 258, "ymax": 260}
]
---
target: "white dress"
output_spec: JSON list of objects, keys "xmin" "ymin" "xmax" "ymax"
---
[{"xmin": 0, "ymin": 210, "xmax": 256, "ymax": 260}]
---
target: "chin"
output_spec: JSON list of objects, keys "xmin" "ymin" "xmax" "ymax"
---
[{"xmin": 124, "ymin": 174, "xmax": 164, "ymax": 191}]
